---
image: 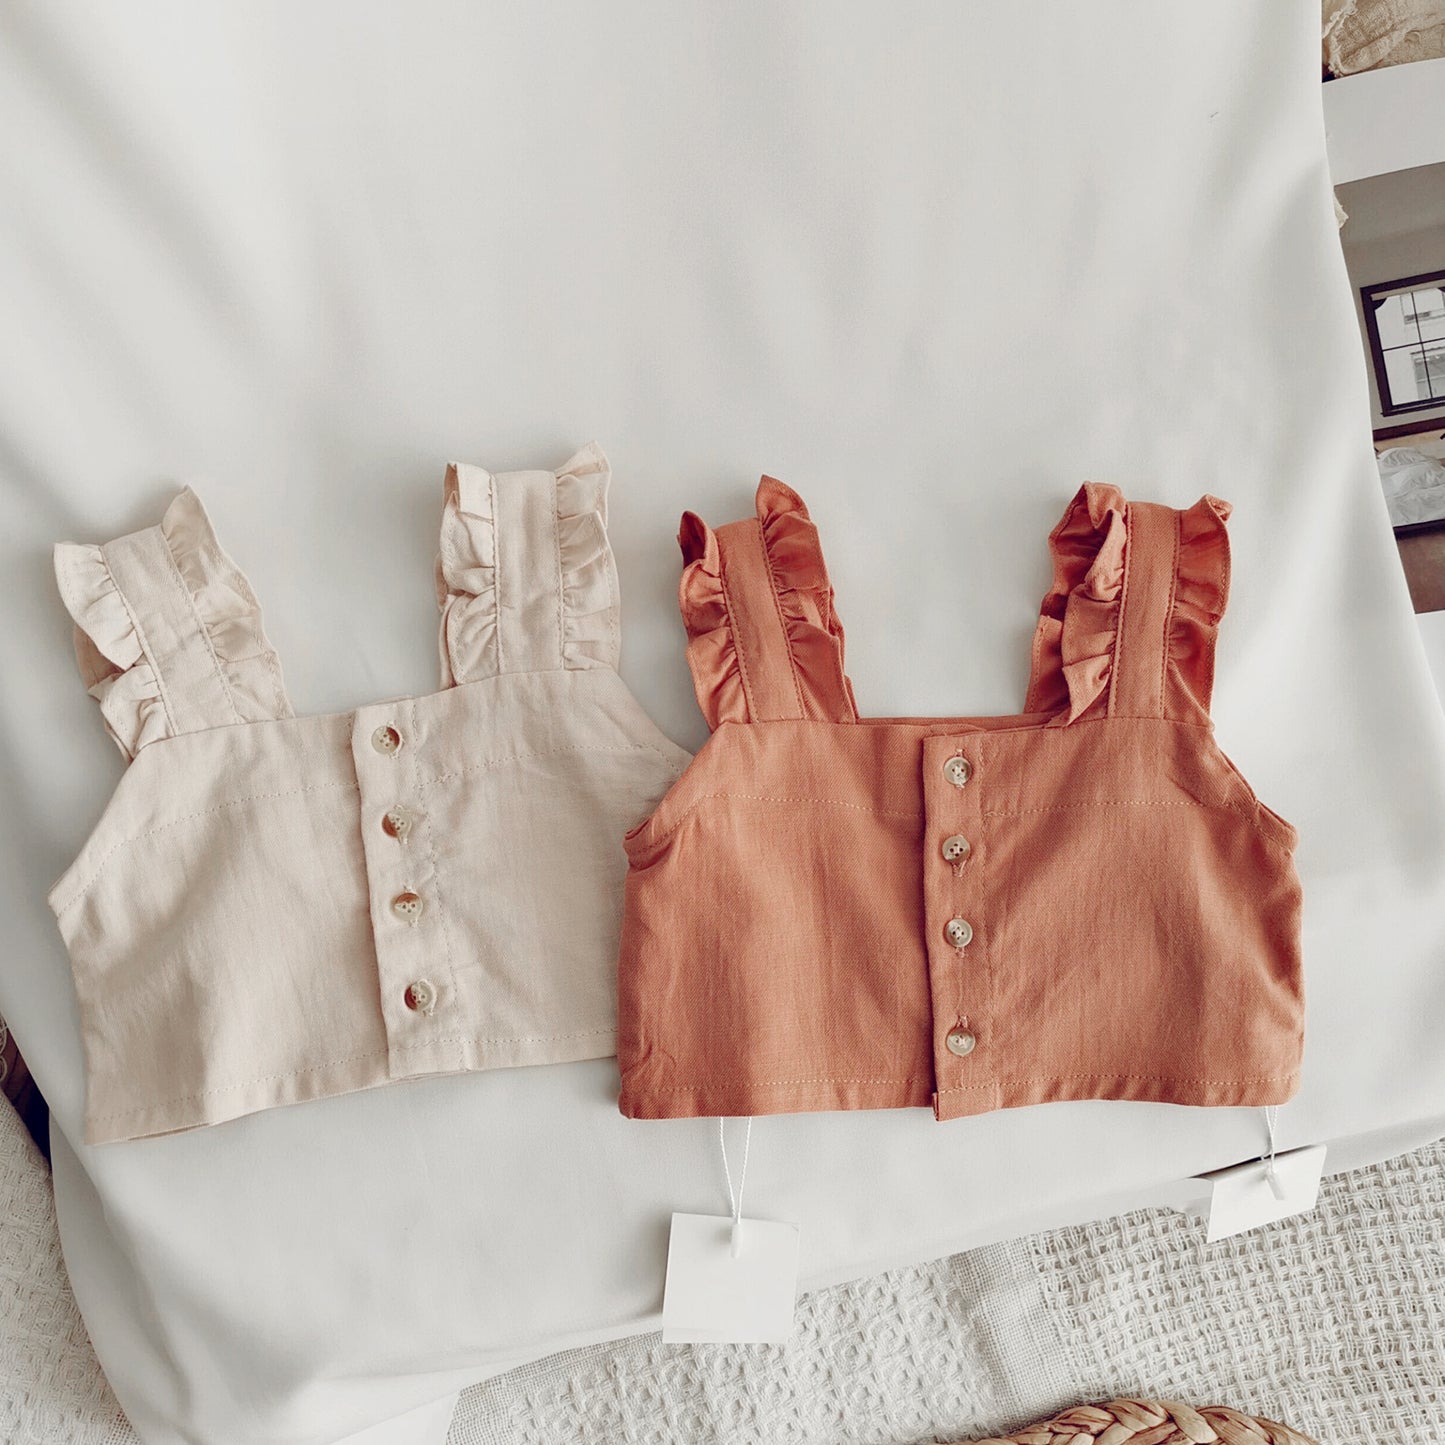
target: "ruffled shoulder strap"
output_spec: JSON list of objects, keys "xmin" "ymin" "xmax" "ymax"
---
[
  {"xmin": 53, "ymin": 489, "xmax": 292, "ymax": 759},
  {"xmin": 1026, "ymin": 483, "xmax": 1231, "ymax": 726},
  {"xmin": 677, "ymin": 477, "xmax": 857, "ymax": 728},
  {"xmin": 436, "ymin": 442, "xmax": 620, "ymax": 686}
]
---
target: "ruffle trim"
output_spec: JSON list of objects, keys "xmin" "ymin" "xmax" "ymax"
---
[
  {"xmin": 1029, "ymin": 483, "xmax": 1127, "ymax": 723},
  {"xmin": 675, "ymin": 510, "xmax": 736, "ymax": 726},
  {"xmin": 678, "ymin": 477, "xmax": 856, "ymax": 727},
  {"xmin": 1169, "ymin": 492, "xmax": 1232, "ymax": 721},
  {"xmin": 53, "ymin": 489, "xmax": 291, "ymax": 759},
  {"xmin": 436, "ymin": 441, "xmax": 619, "ymax": 684},
  {"xmin": 1028, "ymin": 484, "xmax": 1230, "ymax": 724}
]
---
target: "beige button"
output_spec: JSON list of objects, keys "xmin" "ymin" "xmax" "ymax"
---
[
  {"xmin": 382, "ymin": 806, "xmax": 415, "ymax": 842},
  {"xmin": 945, "ymin": 1027, "xmax": 977, "ymax": 1057},
  {"xmin": 391, "ymin": 890, "xmax": 424, "ymax": 924},
  {"xmin": 403, "ymin": 979, "xmax": 437, "ymax": 1014},
  {"xmin": 942, "ymin": 834, "xmax": 971, "ymax": 863},
  {"xmin": 371, "ymin": 724, "xmax": 403, "ymax": 756},
  {"xmin": 944, "ymin": 917, "xmax": 974, "ymax": 949},
  {"xmin": 943, "ymin": 755, "xmax": 972, "ymax": 788}
]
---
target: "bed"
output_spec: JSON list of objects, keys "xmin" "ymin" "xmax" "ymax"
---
[
  {"xmin": 2, "ymin": 4, "xmax": 1445, "ymax": 1443},
  {"xmin": 1374, "ymin": 426, "xmax": 1445, "ymax": 609},
  {"xmin": 1379, "ymin": 445, "xmax": 1445, "ymax": 525}
]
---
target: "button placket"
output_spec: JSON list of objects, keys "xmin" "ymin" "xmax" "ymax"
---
[
  {"xmin": 352, "ymin": 704, "xmax": 444, "ymax": 1050},
  {"xmin": 924, "ymin": 735, "xmax": 988, "ymax": 1091}
]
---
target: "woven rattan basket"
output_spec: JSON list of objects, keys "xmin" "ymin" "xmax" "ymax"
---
[{"xmin": 957, "ymin": 1398, "xmax": 1322, "ymax": 1445}]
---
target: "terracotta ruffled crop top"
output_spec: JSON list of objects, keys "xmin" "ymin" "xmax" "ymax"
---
[
  {"xmin": 49, "ymin": 445, "xmax": 689, "ymax": 1142},
  {"xmin": 617, "ymin": 479, "xmax": 1304, "ymax": 1121}
]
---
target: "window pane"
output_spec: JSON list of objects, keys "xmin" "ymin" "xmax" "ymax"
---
[
  {"xmin": 1412, "ymin": 287, "xmax": 1445, "ymax": 343},
  {"xmin": 1425, "ymin": 346, "xmax": 1445, "ymax": 400},
  {"xmin": 1375, "ymin": 291, "xmax": 1416, "ymax": 347},
  {"xmin": 1385, "ymin": 345, "xmax": 1430, "ymax": 405}
]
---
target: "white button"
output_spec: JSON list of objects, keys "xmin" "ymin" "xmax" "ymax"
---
[
  {"xmin": 945, "ymin": 917, "xmax": 974, "ymax": 949},
  {"xmin": 382, "ymin": 806, "xmax": 415, "ymax": 842},
  {"xmin": 372, "ymin": 724, "xmax": 403, "ymax": 756},
  {"xmin": 404, "ymin": 979, "xmax": 437, "ymax": 1014},
  {"xmin": 943, "ymin": 755, "xmax": 972, "ymax": 788},
  {"xmin": 942, "ymin": 834, "xmax": 971, "ymax": 863},
  {"xmin": 391, "ymin": 890, "xmax": 424, "ymax": 924},
  {"xmin": 945, "ymin": 1028, "xmax": 977, "ymax": 1057}
]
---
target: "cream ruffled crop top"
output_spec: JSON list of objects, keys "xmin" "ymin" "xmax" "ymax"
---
[{"xmin": 49, "ymin": 444, "xmax": 689, "ymax": 1143}]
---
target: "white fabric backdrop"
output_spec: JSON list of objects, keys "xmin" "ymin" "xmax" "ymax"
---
[{"xmin": 2, "ymin": 3, "xmax": 1444, "ymax": 1443}]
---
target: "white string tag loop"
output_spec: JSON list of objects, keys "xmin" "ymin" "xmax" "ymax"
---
[
  {"xmin": 720, "ymin": 1116, "xmax": 753, "ymax": 1257},
  {"xmin": 1262, "ymin": 1105, "xmax": 1286, "ymax": 1201}
]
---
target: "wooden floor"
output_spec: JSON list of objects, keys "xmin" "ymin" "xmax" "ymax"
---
[{"xmin": 1396, "ymin": 524, "xmax": 1445, "ymax": 613}]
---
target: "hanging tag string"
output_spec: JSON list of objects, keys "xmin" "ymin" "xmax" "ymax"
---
[
  {"xmin": 1262, "ymin": 1104, "xmax": 1285, "ymax": 1201},
  {"xmin": 720, "ymin": 1116, "xmax": 753, "ymax": 1258}
]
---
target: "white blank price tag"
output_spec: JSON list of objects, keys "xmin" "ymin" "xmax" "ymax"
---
[
  {"xmin": 1201, "ymin": 1144, "xmax": 1327, "ymax": 1243},
  {"xmin": 661, "ymin": 1212, "xmax": 800, "ymax": 1344}
]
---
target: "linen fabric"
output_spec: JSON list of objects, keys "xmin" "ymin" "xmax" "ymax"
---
[
  {"xmin": 618, "ymin": 480, "xmax": 1304, "ymax": 1120},
  {"xmin": 7, "ymin": 6, "xmax": 1445, "ymax": 1443},
  {"xmin": 49, "ymin": 444, "xmax": 689, "ymax": 1143}
]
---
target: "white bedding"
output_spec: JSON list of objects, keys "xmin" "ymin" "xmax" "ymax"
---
[
  {"xmin": 3, "ymin": 4, "xmax": 1445, "ymax": 1443},
  {"xmin": 1378, "ymin": 446, "xmax": 1445, "ymax": 525}
]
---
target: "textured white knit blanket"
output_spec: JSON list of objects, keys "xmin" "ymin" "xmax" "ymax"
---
[
  {"xmin": 447, "ymin": 1145, "xmax": 1445, "ymax": 1444},
  {"xmin": 3, "ymin": 1090, "xmax": 1441, "ymax": 1445}
]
